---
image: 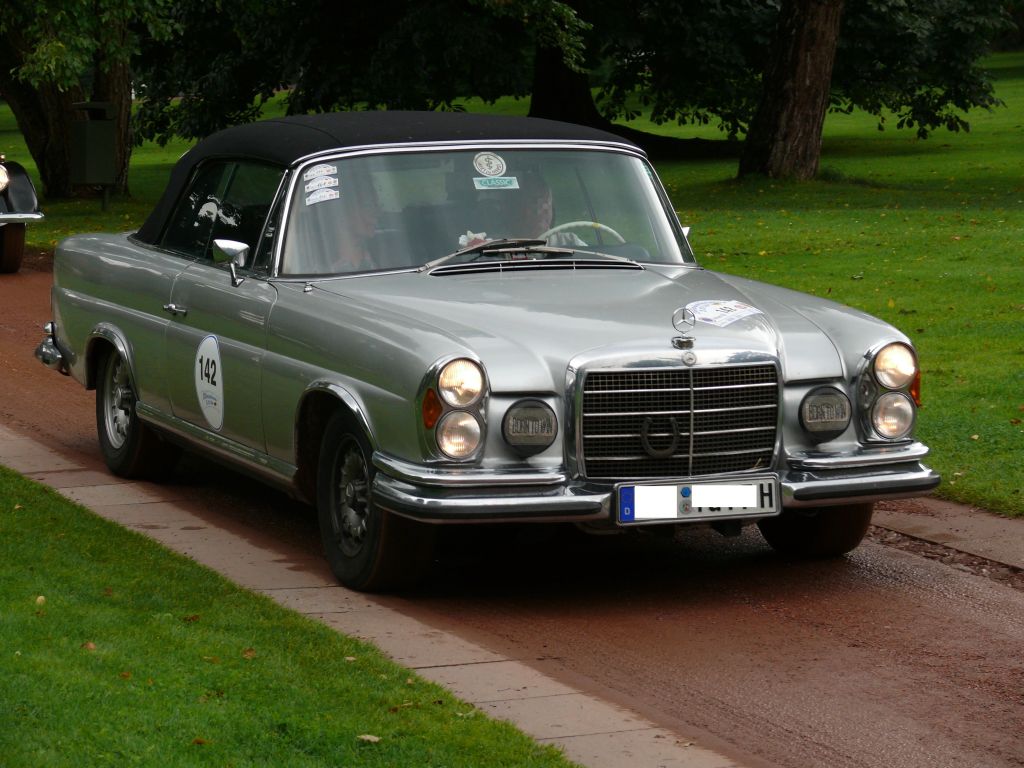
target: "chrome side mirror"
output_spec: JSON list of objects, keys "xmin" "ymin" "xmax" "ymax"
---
[{"xmin": 212, "ymin": 239, "xmax": 250, "ymax": 287}]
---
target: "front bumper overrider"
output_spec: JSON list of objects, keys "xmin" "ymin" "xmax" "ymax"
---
[{"xmin": 372, "ymin": 443, "xmax": 940, "ymax": 524}]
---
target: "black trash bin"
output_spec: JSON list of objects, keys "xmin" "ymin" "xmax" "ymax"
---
[{"xmin": 71, "ymin": 101, "xmax": 117, "ymax": 209}]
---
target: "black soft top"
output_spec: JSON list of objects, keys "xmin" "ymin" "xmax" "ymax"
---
[{"xmin": 136, "ymin": 111, "xmax": 638, "ymax": 244}]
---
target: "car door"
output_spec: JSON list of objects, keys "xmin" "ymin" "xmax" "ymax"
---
[{"xmin": 159, "ymin": 160, "xmax": 284, "ymax": 452}]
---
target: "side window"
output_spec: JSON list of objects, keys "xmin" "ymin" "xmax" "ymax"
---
[
  {"xmin": 160, "ymin": 160, "xmax": 283, "ymax": 265},
  {"xmin": 210, "ymin": 162, "xmax": 283, "ymax": 268},
  {"xmin": 160, "ymin": 162, "xmax": 233, "ymax": 259}
]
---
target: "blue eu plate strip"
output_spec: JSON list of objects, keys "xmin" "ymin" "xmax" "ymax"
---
[{"xmin": 619, "ymin": 486, "xmax": 635, "ymax": 522}]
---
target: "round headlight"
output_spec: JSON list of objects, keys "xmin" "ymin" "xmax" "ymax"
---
[
  {"xmin": 438, "ymin": 359, "xmax": 484, "ymax": 407},
  {"xmin": 0, "ymin": 165, "xmax": 9, "ymax": 193},
  {"xmin": 871, "ymin": 392, "xmax": 915, "ymax": 439},
  {"xmin": 800, "ymin": 387, "xmax": 851, "ymax": 441},
  {"xmin": 874, "ymin": 343, "xmax": 917, "ymax": 390},
  {"xmin": 437, "ymin": 411, "xmax": 481, "ymax": 458},
  {"xmin": 502, "ymin": 399, "xmax": 557, "ymax": 456}
]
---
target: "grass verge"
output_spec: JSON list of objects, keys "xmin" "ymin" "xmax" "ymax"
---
[{"xmin": 0, "ymin": 466, "xmax": 575, "ymax": 767}]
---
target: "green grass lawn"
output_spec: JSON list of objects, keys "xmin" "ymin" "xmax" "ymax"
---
[
  {"xmin": 0, "ymin": 467, "xmax": 576, "ymax": 767},
  {"xmin": 1, "ymin": 54, "xmax": 1021, "ymax": 516}
]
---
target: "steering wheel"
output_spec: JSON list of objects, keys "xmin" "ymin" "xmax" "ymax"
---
[{"xmin": 539, "ymin": 220, "xmax": 626, "ymax": 244}]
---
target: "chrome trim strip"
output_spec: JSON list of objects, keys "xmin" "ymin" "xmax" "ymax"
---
[
  {"xmin": 136, "ymin": 402, "xmax": 297, "ymax": 483},
  {"xmin": 0, "ymin": 212, "xmax": 45, "ymax": 223},
  {"xmin": 787, "ymin": 441, "xmax": 930, "ymax": 470},
  {"xmin": 373, "ymin": 451, "xmax": 566, "ymax": 488}
]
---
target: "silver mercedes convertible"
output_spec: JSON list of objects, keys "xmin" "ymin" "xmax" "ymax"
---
[{"xmin": 36, "ymin": 112, "xmax": 939, "ymax": 590}]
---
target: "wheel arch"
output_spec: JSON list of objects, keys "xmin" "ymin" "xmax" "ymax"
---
[
  {"xmin": 85, "ymin": 324, "xmax": 135, "ymax": 392},
  {"xmin": 293, "ymin": 382, "xmax": 375, "ymax": 505}
]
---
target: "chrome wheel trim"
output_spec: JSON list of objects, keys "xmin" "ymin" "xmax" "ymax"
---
[{"xmin": 103, "ymin": 356, "xmax": 134, "ymax": 450}]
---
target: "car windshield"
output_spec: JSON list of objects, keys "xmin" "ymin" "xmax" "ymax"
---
[{"xmin": 279, "ymin": 148, "xmax": 691, "ymax": 276}]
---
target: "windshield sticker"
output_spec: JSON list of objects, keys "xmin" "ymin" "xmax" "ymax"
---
[
  {"xmin": 305, "ymin": 188, "xmax": 340, "ymax": 206},
  {"xmin": 195, "ymin": 335, "xmax": 224, "ymax": 431},
  {"xmin": 473, "ymin": 152, "xmax": 507, "ymax": 177},
  {"xmin": 304, "ymin": 175, "xmax": 339, "ymax": 194},
  {"xmin": 473, "ymin": 176, "xmax": 519, "ymax": 190},
  {"xmin": 303, "ymin": 163, "xmax": 337, "ymax": 181},
  {"xmin": 686, "ymin": 300, "xmax": 763, "ymax": 327}
]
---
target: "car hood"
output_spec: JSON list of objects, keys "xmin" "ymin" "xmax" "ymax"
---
[{"xmin": 312, "ymin": 265, "xmax": 846, "ymax": 392}]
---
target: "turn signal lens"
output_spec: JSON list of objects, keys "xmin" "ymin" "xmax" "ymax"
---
[
  {"xmin": 422, "ymin": 388, "xmax": 443, "ymax": 429},
  {"xmin": 438, "ymin": 359, "xmax": 484, "ymax": 407},
  {"xmin": 872, "ymin": 392, "xmax": 915, "ymax": 439},
  {"xmin": 437, "ymin": 411, "xmax": 481, "ymax": 458},
  {"xmin": 874, "ymin": 343, "xmax": 917, "ymax": 390}
]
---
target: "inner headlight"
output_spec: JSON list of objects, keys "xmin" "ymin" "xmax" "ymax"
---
[
  {"xmin": 872, "ymin": 392, "xmax": 915, "ymax": 439},
  {"xmin": 436, "ymin": 411, "xmax": 481, "ymax": 458},
  {"xmin": 0, "ymin": 165, "xmax": 9, "ymax": 193},
  {"xmin": 874, "ymin": 343, "xmax": 917, "ymax": 390},
  {"xmin": 438, "ymin": 358, "xmax": 484, "ymax": 407}
]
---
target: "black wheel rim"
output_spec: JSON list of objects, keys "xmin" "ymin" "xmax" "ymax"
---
[{"xmin": 330, "ymin": 437, "xmax": 371, "ymax": 558}]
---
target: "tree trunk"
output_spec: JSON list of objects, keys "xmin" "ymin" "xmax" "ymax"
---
[
  {"xmin": 93, "ymin": 58, "xmax": 134, "ymax": 195},
  {"xmin": 738, "ymin": 0, "xmax": 844, "ymax": 179},
  {"xmin": 528, "ymin": 46, "xmax": 608, "ymax": 127},
  {"xmin": 0, "ymin": 46, "xmax": 84, "ymax": 198}
]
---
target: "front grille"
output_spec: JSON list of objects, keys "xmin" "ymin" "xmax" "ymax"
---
[{"xmin": 580, "ymin": 365, "xmax": 778, "ymax": 479}]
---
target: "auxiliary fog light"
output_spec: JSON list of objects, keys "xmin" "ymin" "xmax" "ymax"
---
[
  {"xmin": 800, "ymin": 387, "xmax": 851, "ymax": 442},
  {"xmin": 871, "ymin": 392, "xmax": 915, "ymax": 440},
  {"xmin": 437, "ymin": 411, "xmax": 481, "ymax": 458},
  {"xmin": 502, "ymin": 400, "xmax": 557, "ymax": 456}
]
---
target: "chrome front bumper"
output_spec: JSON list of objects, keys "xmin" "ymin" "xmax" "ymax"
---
[
  {"xmin": 372, "ymin": 444, "xmax": 940, "ymax": 524},
  {"xmin": 34, "ymin": 322, "xmax": 69, "ymax": 375}
]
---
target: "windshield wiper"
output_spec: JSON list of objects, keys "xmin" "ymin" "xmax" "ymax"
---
[{"xmin": 420, "ymin": 239, "xmax": 553, "ymax": 271}]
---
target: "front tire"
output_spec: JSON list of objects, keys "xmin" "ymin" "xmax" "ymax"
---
[
  {"xmin": 758, "ymin": 503, "xmax": 873, "ymax": 558},
  {"xmin": 0, "ymin": 224, "xmax": 26, "ymax": 274},
  {"xmin": 95, "ymin": 348, "xmax": 180, "ymax": 478},
  {"xmin": 316, "ymin": 412, "xmax": 433, "ymax": 592}
]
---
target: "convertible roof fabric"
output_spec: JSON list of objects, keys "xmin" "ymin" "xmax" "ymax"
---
[{"xmin": 135, "ymin": 112, "xmax": 637, "ymax": 244}]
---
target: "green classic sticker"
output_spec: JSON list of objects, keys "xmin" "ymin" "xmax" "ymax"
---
[{"xmin": 473, "ymin": 176, "xmax": 520, "ymax": 190}]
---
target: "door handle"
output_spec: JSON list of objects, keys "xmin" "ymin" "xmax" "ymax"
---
[{"xmin": 163, "ymin": 303, "xmax": 188, "ymax": 317}]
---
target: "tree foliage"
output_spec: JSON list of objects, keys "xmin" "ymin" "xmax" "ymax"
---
[
  {"xmin": 134, "ymin": 0, "xmax": 587, "ymax": 144},
  {"xmin": 0, "ymin": 0, "xmax": 175, "ymax": 196}
]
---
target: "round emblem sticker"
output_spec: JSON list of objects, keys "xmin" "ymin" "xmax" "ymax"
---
[
  {"xmin": 473, "ymin": 152, "xmax": 507, "ymax": 177},
  {"xmin": 195, "ymin": 335, "xmax": 224, "ymax": 431}
]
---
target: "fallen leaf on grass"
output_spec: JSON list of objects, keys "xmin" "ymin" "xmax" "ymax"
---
[
  {"xmin": 405, "ymin": 677, "xmax": 415, "ymax": 686},
  {"xmin": 970, "ymin": 434, "xmax": 980, "ymax": 441},
  {"xmin": 242, "ymin": 648, "xmax": 256, "ymax": 660},
  {"xmin": 357, "ymin": 734, "xmax": 381, "ymax": 743},
  {"xmin": 191, "ymin": 738, "xmax": 209, "ymax": 746},
  {"xmin": 182, "ymin": 615, "xmax": 201, "ymax": 623},
  {"xmin": 119, "ymin": 671, "xmax": 131, "ymax": 680},
  {"xmin": 81, "ymin": 641, "xmax": 97, "ymax": 652},
  {"xmin": 1011, "ymin": 418, "xmax": 1021, "ymax": 426},
  {"xmin": 202, "ymin": 656, "xmax": 221, "ymax": 664},
  {"xmin": 35, "ymin": 595, "xmax": 45, "ymax": 606},
  {"xmin": 344, "ymin": 656, "xmax": 357, "ymax": 662}
]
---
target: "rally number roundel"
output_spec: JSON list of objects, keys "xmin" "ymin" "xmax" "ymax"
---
[{"xmin": 195, "ymin": 335, "xmax": 224, "ymax": 431}]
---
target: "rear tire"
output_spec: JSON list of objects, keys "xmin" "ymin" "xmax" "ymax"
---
[
  {"xmin": 0, "ymin": 224, "xmax": 26, "ymax": 273},
  {"xmin": 95, "ymin": 348, "xmax": 180, "ymax": 478},
  {"xmin": 758, "ymin": 503, "xmax": 873, "ymax": 558},
  {"xmin": 317, "ymin": 411, "xmax": 434, "ymax": 592}
]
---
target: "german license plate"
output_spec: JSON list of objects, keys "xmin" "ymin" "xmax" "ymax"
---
[{"xmin": 617, "ymin": 476, "xmax": 779, "ymax": 525}]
